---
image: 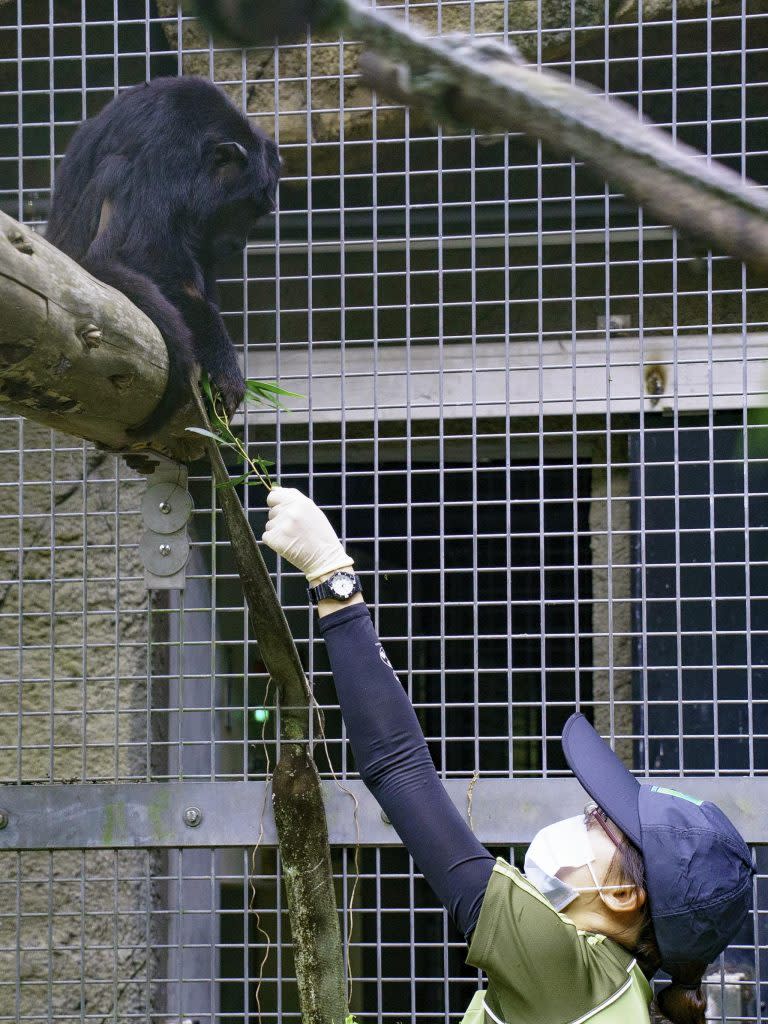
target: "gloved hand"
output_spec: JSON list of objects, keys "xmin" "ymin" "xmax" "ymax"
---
[{"xmin": 261, "ymin": 486, "xmax": 354, "ymax": 583}]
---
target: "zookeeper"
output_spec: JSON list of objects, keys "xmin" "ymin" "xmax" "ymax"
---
[{"xmin": 261, "ymin": 486, "xmax": 754, "ymax": 1024}]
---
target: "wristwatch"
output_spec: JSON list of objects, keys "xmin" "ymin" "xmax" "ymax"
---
[{"xmin": 308, "ymin": 570, "xmax": 363, "ymax": 604}]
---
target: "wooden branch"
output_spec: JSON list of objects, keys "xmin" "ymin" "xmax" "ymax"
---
[
  {"xmin": 196, "ymin": 0, "xmax": 768, "ymax": 277},
  {"xmin": 0, "ymin": 210, "xmax": 202, "ymax": 463},
  {"xmin": 348, "ymin": 8, "xmax": 768, "ymax": 278},
  {"xmin": 193, "ymin": 0, "xmax": 742, "ymax": 52},
  {"xmin": 191, "ymin": 386, "xmax": 349, "ymax": 1024},
  {"xmin": 190, "ymin": 387, "xmax": 318, "ymax": 737}
]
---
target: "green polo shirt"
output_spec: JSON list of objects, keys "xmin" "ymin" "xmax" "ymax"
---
[{"xmin": 462, "ymin": 858, "xmax": 653, "ymax": 1024}]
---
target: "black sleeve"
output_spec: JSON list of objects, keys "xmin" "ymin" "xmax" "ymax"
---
[{"xmin": 318, "ymin": 602, "xmax": 494, "ymax": 939}]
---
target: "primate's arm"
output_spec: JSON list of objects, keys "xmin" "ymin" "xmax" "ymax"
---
[{"xmin": 165, "ymin": 282, "xmax": 245, "ymax": 418}]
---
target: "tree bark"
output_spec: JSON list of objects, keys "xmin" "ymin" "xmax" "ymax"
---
[{"xmin": 0, "ymin": 211, "xmax": 202, "ymax": 464}]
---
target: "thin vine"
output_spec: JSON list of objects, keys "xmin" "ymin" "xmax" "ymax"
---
[{"xmin": 249, "ymin": 677, "xmax": 274, "ymax": 1020}]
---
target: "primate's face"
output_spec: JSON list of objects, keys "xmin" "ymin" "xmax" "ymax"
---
[
  {"xmin": 207, "ymin": 200, "xmax": 259, "ymax": 260},
  {"xmin": 203, "ymin": 133, "xmax": 280, "ymax": 265}
]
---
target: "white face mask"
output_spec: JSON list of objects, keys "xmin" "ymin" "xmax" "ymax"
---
[{"xmin": 524, "ymin": 814, "xmax": 632, "ymax": 912}]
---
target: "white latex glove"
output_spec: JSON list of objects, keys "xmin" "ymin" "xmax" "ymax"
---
[{"xmin": 261, "ymin": 486, "xmax": 354, "ymax": 583}]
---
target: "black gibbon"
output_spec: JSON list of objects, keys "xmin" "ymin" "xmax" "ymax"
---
[{"xmin": 47, "ymin": 76, "xmax": 280, "ymax": 434}]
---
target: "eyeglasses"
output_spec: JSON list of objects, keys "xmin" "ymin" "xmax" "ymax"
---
[{"xmin": 584, "ymin": 801, "xmax": 625, "ymax": 851}]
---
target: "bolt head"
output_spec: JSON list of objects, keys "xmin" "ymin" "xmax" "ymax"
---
[
  {"xmin": 159, "ymin": 543, "xmax": 172, "ymax": 557},
  {"xmin": 158, "ymin": 501, "xmax": 172, "ymax": 514},
  {"xmin": 0, "ymin": 810, "xmax": 8, "ymax": 830},
  {"xmin": 183, "ymin": 806, "xmax": 203, "ymax": 828}
]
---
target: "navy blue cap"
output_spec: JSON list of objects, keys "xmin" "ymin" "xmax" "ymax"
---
[{"xmin": 562, "ymin": 713, "xmax": 754, "ymax": 974}]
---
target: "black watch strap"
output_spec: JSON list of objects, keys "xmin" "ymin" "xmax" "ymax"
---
[{"xmin": 308, "ymin": 571, "xmax": 362, "ymax": 605}]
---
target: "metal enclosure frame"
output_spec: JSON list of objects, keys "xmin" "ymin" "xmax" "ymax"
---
[{"xmin": 0, "ymin": 2, "xmax": 766, "ymax": 1022}]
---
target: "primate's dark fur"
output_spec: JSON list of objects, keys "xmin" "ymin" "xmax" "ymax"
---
[{"xmin": 47, "ymin": 76, "xmax": 280, "ymax": 435}]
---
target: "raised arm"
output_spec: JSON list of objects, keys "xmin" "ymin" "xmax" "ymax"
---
[{"xmin": 261, "ymin": 487, "xmax": 494, "ymax": 938}]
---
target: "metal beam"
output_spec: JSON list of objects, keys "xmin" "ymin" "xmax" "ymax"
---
[
  {"xmin": 0, "ymin": 778, "xmax": 764, "ymax": 849},
  {"xmin": 241, "ymin": 332, "xmax": 768, "ymax": 426}
]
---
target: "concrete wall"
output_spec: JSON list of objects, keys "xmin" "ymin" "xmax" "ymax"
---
[{"xmin": 0, "ymin": 420, "xmax": 155, "ymax": 1021}]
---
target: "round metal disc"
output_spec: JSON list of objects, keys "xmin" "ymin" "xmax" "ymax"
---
[
  {"xmin": 141, "ymin": 483, "xmax": 194, "ymax": 534},
  {"xmin": 139, "ymin": 530, "xmax": 190, "ymax": 576}
]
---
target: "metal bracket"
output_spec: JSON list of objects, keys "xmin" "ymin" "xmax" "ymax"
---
[{"xmin": 138, "ymin": 456, "xmax": 194, "ymax": 591}]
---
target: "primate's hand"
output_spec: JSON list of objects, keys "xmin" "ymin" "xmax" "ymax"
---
[{"xmin": 261, "ymin": 487, "xmax": 354, "ymax": 582}]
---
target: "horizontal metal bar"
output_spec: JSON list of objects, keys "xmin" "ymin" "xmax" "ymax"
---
[
  {"xmin": 0, "ymin": 778, "xmax": 764, "ymax": 850},
  {"xmin": 234, "ymin": 332, "xmax": 768, "ymax": 426},
  {"xmin": 251, "ymin": 225, "xmax": 676, "ymax": 256}
]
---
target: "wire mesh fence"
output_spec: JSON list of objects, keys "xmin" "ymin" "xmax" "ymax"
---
[{"xmin": 0, "ymin": 1, "xmax": 766, "ymax": 1021}]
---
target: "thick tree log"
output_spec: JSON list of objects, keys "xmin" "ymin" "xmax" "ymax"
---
[{"xmin": 0, "ymin": 211, "xmax": 202, "ymax": 463}]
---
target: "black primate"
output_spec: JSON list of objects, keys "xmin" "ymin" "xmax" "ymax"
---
[{"xmin": 47, "ymin": 76, "xmax": 280, "ymax": 435}]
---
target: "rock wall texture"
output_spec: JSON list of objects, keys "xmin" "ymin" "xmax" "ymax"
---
[{"xmin": 0, "ymin": 420, "xmax": 154, "ymax": 1021}]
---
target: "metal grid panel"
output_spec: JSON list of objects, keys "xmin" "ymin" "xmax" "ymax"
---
[
  {"xmin": 0, "ymin": 0, "xmax": 766, "ymax": 1021},
  {"xmin": 0, "ymin": 846, "xmax": 764, "ymax": 1022}
]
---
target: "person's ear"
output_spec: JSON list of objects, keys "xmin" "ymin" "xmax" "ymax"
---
[{"xmin": 600, "ymin": 886, "xmax": 647, "ymax": 915}]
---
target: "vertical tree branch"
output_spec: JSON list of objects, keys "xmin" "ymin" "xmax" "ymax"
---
[{"xmin": 190, "ymin": 387, "xmax": 349, "ymax": 1024}]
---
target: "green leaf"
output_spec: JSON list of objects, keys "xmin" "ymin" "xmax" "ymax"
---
[
  {"xmin": 244, "ymin": 379, "xmax": 304, "ymax": 410},
  {"xmin": 215, "ymin": 473, "xmax": 250, "ymax": 489},
  {"xmin": 245, "ymin": 379, "xmax": 304, "ymax": 399},
  {"xmin": 185, "ymin": 426, "xmax": 236, "ymax": 447},
  {"xmin": 201, "ymin": 373, "xmax": 214, "ymax": 404},
  {"xmin": 245, "ymin": 394, "xmax": 286, "ymax": 411}
]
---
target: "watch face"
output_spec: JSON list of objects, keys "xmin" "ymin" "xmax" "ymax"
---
[{"xmin": 330, "ymin": 574, "xmax": 355, "ymax": 599}]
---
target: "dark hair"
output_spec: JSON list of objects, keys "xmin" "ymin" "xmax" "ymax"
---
[{"xmin": 605, "ymin": 827, "xmax": 708, "ymax": 1024}]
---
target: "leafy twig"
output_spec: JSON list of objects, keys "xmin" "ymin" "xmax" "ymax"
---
[{"xmin": 187, "ymin": 373, "xmax": 302, "ymax": 490}]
